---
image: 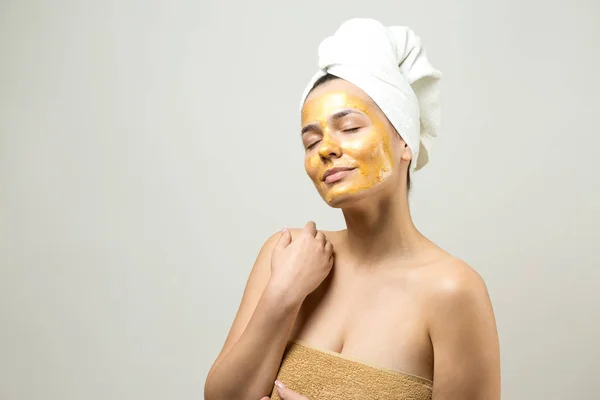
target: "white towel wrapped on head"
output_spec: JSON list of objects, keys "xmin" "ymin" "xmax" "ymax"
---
[{"xmin": 300, "ymin": 18, "xmax": 441, "ymax": 174}]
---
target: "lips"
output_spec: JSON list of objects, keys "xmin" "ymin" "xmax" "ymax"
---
[{"xmin": 322, "ymin": 166, "xmax": 356, "ymax": 183}]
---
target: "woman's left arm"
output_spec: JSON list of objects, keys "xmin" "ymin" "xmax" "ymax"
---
[{"xmin": 428, "ymin": 261, "xmax": 501, "ymax": 400}]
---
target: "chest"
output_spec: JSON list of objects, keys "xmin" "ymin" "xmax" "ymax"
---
[{"xmin": 288, "ymin": 262, "xmax": 434, "ymax": 380}]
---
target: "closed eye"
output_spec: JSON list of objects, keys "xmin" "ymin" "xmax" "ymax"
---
[
  {"xmin": 306, "ymin": 140, "xmax": 321, "ymax": 150},
  {"xmin": 343, "ymin": 127, "xmax": 360, "ymax": 133}
]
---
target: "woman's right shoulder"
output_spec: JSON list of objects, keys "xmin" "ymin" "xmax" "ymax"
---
[
  {"xmin": 259, "ymin": 227, "xmax": 305, "ymax": 250},
  {"xmin": 258, "ymin": 225, "xmax": 338, "ymax": 255},
  {"xmin": 251, "ymin": 228, "xmax": 302, "ymax": 272}
]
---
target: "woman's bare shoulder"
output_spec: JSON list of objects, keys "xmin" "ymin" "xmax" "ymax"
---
[
  {"xmin": 285, "ymin": 227, "xmax": 344, "ymax": 242},
  {"xmin": 420, "ymin": 248, "xmax": 488, "ymax": 294},
  {"xmin": 416, "ymin": 248, "xmax": 493, "ymax": 323}
]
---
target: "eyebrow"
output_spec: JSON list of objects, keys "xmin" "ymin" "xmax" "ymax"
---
[{"xmin": 301, "ymin": 109, "xmax": 363, "ymax": 135}]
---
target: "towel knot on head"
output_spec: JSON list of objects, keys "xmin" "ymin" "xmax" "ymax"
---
[{"xmin": 300, "ymin": 18, "xmax": 441, "ymax": 173}]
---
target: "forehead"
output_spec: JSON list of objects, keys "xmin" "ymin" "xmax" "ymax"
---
[{"xmin": 301, "ymin": 79, "xmax": 379, "ymax": 122}]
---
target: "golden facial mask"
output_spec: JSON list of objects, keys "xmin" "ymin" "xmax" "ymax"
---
[{"xmin": 302, "ymin": 90, "xmax": 395, "ymax": 204}]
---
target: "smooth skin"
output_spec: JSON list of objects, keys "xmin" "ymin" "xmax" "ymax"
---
[{"xmin": 204, "ymin": 79, "xmax": 500, "ymax": 400}]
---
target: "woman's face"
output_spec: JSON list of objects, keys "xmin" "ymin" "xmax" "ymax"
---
[{"xmin": 301, "ymin": 79, "xmax": 409, "ymax": 206}]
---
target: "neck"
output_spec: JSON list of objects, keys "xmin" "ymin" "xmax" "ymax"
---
[{"xmin": 339, "ymin": 187, "xmax": 425, "ymax": 266}]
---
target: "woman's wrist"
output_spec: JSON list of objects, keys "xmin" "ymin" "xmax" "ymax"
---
[{"xmin": 263, "ymin": 279, "xmax": 305, "ymax": 313}]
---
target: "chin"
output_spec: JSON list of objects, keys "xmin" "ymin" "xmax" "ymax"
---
[{"xmin": 320, "ymin": 183, "xmax": 382, "ymax": 209}]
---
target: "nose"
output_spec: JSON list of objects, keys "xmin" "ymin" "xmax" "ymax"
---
[{"xmin": 318, "ymin": 135, "xmax": 342, "ymax": 160}]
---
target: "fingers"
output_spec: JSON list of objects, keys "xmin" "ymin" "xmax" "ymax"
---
[
  {"xmin": 303, "ymin": 221, "xmax": 317, "ymax": 237},
  {"xmin": 327, "ymin": 241, "xmax": 335, "ymax": 267},
  {"xmin": 275, "ymin": 226, "xmax": 292, "ymax": 249},
  {"xmin": 275, "ymin": 380, "xmax": 308, "ymax": 400},
  {"xmin": 325, "ymin": 240, "xmax": 333, "ymax": 253},
  {"xmin": 315, "ymin": 231, "xmax": 326, "ymax": 245}
]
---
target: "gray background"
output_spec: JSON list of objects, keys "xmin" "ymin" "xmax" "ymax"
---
[{"xmin": 1, "ymin": 0, "xmax": 599, "ymax": 399}]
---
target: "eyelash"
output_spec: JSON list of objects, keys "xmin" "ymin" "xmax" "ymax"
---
[
  {"xmin": 305, "ymin": 127, "xmax": 361, "ymax": 150},
  {"xmin": 307, "ymin": 141, "xmax": 320, "ymax": 150}
]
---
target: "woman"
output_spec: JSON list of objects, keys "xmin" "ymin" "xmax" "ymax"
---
[{"xmin": 204, "ymin": 18, "xmax": 500, "ymax": 400}]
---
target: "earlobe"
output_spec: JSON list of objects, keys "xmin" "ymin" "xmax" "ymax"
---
[{"xmin": 401, "ymin": 145, "xmax": 413, "ymax": 162}]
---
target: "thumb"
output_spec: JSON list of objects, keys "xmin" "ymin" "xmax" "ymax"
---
[
  {"xmin": 275, "ymin": 226, "xmax": 292, "ymax": 249},
  {"xmin": 275, "ymin": 380, "xmax": 308, "ymax": 400}
]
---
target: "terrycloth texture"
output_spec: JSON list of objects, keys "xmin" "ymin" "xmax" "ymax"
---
[
  {"xmin": 300, "ymin": 18, "xmax": 442, "ymax": 174},
  {"xmin": 269, "ymin": 341, "xmax": 433, "ymax": 400}
]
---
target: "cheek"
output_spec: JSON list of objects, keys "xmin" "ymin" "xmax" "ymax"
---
[
  {"xmin": 305, "ymin": 154, "xmax": 321, "ymax": 179},
  {"xmin": 339, "ymin": 126, "xmax": 394, "ymax": 187},
  {"xmin": 345, "ymin": 130, "xmax": 393, "ymax": 169}
]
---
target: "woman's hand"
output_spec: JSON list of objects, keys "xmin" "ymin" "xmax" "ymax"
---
[
  {"xmin": 259, "ymin": 380, "xmax": 308, "ymax": 400},
  {"xmin": 267, "ymin": 221, "xmax": 334, "ymax": 307}
]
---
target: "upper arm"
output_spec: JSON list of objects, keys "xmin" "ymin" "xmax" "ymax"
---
[
  {"xmin": 428, "ymin": 262, "xmax": 501, "ymax": 400},
  {"xmin": 210, "ymin": 229, "xmax": 300, "ymax": 369}
]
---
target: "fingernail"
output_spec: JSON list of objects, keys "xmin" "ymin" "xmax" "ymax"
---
[
  {"xmin": 281, "ymin": 226, "xmax": 288, "ymax": 233},
  {"xmin": 275, "ymin": 379, "xmax": 285, "ymax": 389}
]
